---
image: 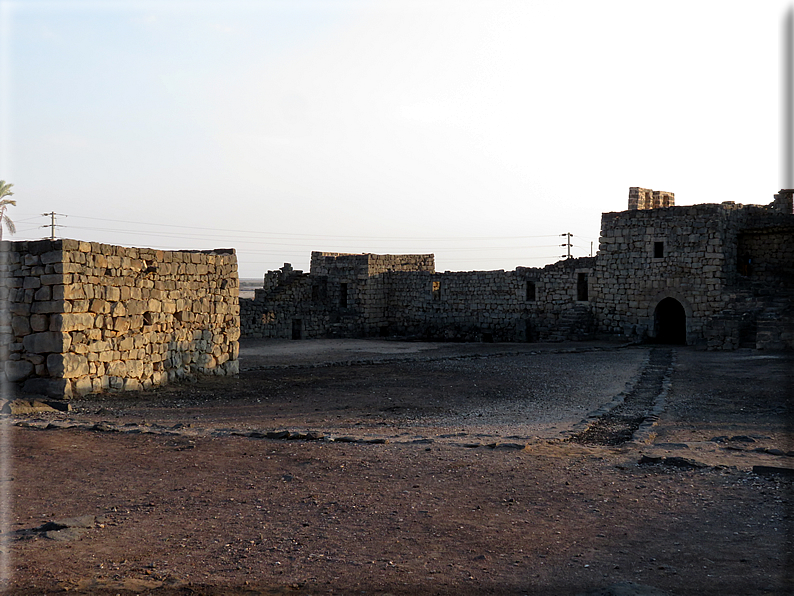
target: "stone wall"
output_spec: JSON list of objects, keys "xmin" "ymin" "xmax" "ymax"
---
[
  {"xmin": 737, "ymin": 227, "xmax": 794, "ymax": 283},
  {"xmin": 592, "ymin": 199, "xmax": 794, "ymax": 346},
  {"xmin": 1, "ymin": 239, "xmax": 240, "ymax": 399},
  {"xmin": 628, "ymin": 187, "xmax": 675, "ymax": 210},
  {"xmin": 240, "ymin": 253, "xmax": 596, "ymax": 342},
  {"xmin": 240, "ymin": 189, "xmax": 793, "ymax": 350}
]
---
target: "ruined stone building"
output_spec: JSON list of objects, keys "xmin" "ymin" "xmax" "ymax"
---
[
  {"xmin": 2, "ymin": 188, "xmax": 789, "ymax": 400},
  {"xmin": 241, "ymin": 189, "xmax": 794, "ymax": 350}
]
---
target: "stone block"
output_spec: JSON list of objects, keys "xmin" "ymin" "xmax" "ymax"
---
[
  {"xmin": 46, "ymin": 353, "xmax": 89, "ymax": 378},
  {"xmin": 50, "ymin": 313, "xmax": 95, "ymax": 332},
  {"xmin": 5, "ymin": 360, "xmax": 34, "ymax": 382},
  {"xmin": 11, "ymin": 316, "xmax": 31, "ymax": 337},
  {"xmin": 23, "ymin": 277, "xmax": 41, "ymax": 290},
  {"xmin": 113, "ymin": 317, "xmax": 130, "ymax": 333},
  {"xmin": 126, "ymin": 300, "xmax": 147, "ymax": 315},
  {"xmin": 74, "ymin": 377, "xmax": 93, "ymax": 396},
  {"xmin": 106, "ymin": 361, "xmax": 126, "ymax": 377},
  {"xmin": 126, "ymin": 360, "xmax": 144, "ymax": 378},
  {"xmin": 89, "ymin": 298, "xmax": 108, "ymax": 314},
  {"xmin": 123, "ymin": 378, "xmax": 142, "ymax": 391},
  {"xmin": 22, "ymin": 332, "xmax": 71, "ymax": 354},
  {"xmin": 41, "ymin": 274, "xmax": 64, "ymax": 286},
  {"xmin": 22, "ymin": 377, "xmax": 71, "ymax": 399},
  {"xmin": 34, "ymin": 286, "xmax": 52, "ymax": 301},
  {"xmin": 40, "ymin": 250, "xmax": 63, "ymax": 265}
]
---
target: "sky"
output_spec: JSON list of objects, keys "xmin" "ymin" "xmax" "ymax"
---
[{"xmin": 0, "ymin": 0, "xmax": 791, "ymax": 279}]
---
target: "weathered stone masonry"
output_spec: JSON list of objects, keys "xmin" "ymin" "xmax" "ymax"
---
[
  {"xmin": 1, "ymin": 239, "xmax": 240, "ymax": 398},
  {"xmin": 241, "ymin": 188, "xmax": 793, "ymax": 350},
  {"xmin": 241, "ymin": 252, "xmax": 596, "ymax": 343}
]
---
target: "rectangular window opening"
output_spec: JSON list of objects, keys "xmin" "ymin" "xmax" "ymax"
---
[
  {"xmin": 577, "ymin": 273, "xmax": 589, "ymax": 301},
  {"xmin": 654, "ymin": 241, "xmax": 664, "ymax": 258},
  {"xmin": 526, "ymin": 281, "xmax": 536, "ymax": 301},
  {"xmin": 432, "ymin": 280, "xmax": 441, "ymax": 301},
  {"xmin": 339, "ymin": 283, "xmax": 348, "ymax": 308}
]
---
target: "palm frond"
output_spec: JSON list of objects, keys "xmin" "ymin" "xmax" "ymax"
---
[
  {"xmin": 0, "ymin": 181, "xmax": 13, "ymax": 199},
  {"xmin": 3, "ymin": 215, "xmax": 16, "ymax": 235}
]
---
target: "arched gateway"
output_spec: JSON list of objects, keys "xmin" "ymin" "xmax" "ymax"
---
[{"xmin": 653, "ymin": 297, "xmax": 687, "ymax": 345}]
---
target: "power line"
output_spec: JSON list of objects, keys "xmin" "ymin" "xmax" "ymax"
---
[
  {"xmin": 560, "ymin": 232, "xmax": 573, "ymax": 259},
  {"xmin": 64, "ymin": 213, "xmax": 565, "ymax": 242},
  {"xmin": 41, "ymin": 212, "xmax": 67, "ymax": 240}
]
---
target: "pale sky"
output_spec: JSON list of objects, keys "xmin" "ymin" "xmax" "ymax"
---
[{"xmin": 0, "ymin": 0, "xmax": 790, "ymax": 278}]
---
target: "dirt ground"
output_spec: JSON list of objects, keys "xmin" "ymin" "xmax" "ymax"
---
[{"xmin": 4, "ymin": 339, "xmax": 794, "ymax": 595}]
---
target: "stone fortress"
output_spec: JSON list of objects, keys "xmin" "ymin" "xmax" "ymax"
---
[
  {"xmin": 241, "ymin": 188, "xmax": 794, "ymax": 351},
  {"xmin": 1, "ymin": 187, "xmax": 792, "ymax": 400}
]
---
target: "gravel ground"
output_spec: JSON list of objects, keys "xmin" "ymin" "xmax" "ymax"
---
[{"xmin": 5, "ymin": 341, "xmax": 794, "ymax": 596}]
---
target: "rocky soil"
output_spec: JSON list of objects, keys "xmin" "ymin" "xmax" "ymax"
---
[{"xmin": 4, "ymin": 341, "xmax": 793, "ymax": 595}]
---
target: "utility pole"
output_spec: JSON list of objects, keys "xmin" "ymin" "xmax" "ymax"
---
[
  {"xmin": 41, "ymin": 212, "xmax": 66, "ymax": 240},
  {"xmin": 560, "ymin": 232, "xmax": 573, "ymax": 259}
]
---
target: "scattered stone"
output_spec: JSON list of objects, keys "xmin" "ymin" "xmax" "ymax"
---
[
  {"xmin": 753, "ymin": 465, "xmax": 794, "ymax": 477},
  {"xmin": 35, "ymin": 515, "xmax": 99, "ymax": 542},
  {"xmin": 265, "ymin": 430, "xmax": 291, "ymax": 440},
  {"xmin": 2, "ymin": 399, "xmax": 69, "ymax": 415},
  {"xmin": 638, "ymin": 455, "xmax": 707, "ymax": 469}
]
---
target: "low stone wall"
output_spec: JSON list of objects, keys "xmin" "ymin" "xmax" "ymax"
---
[{"xmin": 1, "ymin": 239, "xmax": 240, "ymax": 398}]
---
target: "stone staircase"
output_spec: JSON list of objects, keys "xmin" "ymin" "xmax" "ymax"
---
[{"xmin": 554, "ymin": 304, "xmax": 595, "ymax": 341}]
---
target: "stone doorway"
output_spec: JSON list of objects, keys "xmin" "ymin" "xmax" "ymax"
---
[
  {"xmin": 292, "ymin": 319, "xmax": 302, "ymax": 340},
  {"xmin": 653, "ymin": 297, "xmax": 686, "ymax": 344}
]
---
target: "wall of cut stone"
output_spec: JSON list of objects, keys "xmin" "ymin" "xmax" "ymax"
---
[
  {"xmin": 240, "ymin": 192, "xmax": 792, "ymax": 350},
  {"xmin": 240, "ymin": 254, "xmax": 596, "ymax": 342},
  {"xmin": 737, "ymin": 227, "xmax": 794, "ymax": 282},
  {"xmin": 592, "ymin": 201, "xmax": 794, "ymax": 345},
  {"xmin": 592, "ymin": 204, "xmax": 734, "ymax": 343},
  {"xmin": 1, "ymin": 239, "xmax": 240, "ymax": 398}
]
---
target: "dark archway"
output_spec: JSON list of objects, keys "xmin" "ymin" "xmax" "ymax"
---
[{"xmin": 653, "ymin": 297, "xmax": 686, "ymax": 345}]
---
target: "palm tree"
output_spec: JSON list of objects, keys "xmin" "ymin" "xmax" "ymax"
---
[{"xmin": 0, "ymin": 180, "xmax": 16, "ymax": 242}]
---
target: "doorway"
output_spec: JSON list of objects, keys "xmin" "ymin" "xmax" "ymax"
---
[
  {"xmin": 653, "ymin": 298, "xmax": 686, "ymax": 344},
  {"xmin": 292, "ymin": 319, "xmax": 302, "ymax": 340}
]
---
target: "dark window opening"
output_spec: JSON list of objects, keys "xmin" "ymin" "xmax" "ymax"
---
[
  {"xmin": 526, "ymin": 281, "xmax": 536, "ymax": 301},
  {"xmin": 339, "ymin": 283, "xmax": 348, "ymax": 308},
  {"xmin": 482, "ymin": 332, "xmax": 494, "ymax": 343},
  {"xmin": 312, "ymin": 279, "xmax": 328, "ymax": 302},
  {"xmin": 432, "ymin": 281, "xmax": 441, "ymax": 301},
  {"xmin": 653, "ymin": 297, "xmax": 686, "ymax": 345},
  {"xmin": 292, "ymin": 319, "xmax": 302, "ymax": 340},
  {"xmin": 525, "ymin": 320, "xmax": 534, "ymax": 342},
  {"xmin": 577, "ymin": 273, "xmax": 589, "ymax": 301},
  {"xmin": 654, "ymin": 242, "xmax": 664, "ymax": 258}
]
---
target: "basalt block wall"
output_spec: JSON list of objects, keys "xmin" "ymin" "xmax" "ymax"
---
[
  {"xmin": 592, "ymin": 200, "xmax": 794, "ymax": 346},
  {"xmin": 240, "ymin": 254, "xmax": 596, "ymax": 342},
  {"xmin": 240, "ymin": 189, "xmax": 793, "ymax": 349},
  {"xmin": 1, "ymin": 239, "xmax": 240, "ymax": 399}
]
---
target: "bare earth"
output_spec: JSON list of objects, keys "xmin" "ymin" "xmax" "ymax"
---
[{"xmin": 5, "ymin": 339, "xmax": 794, "ymax": 595}]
